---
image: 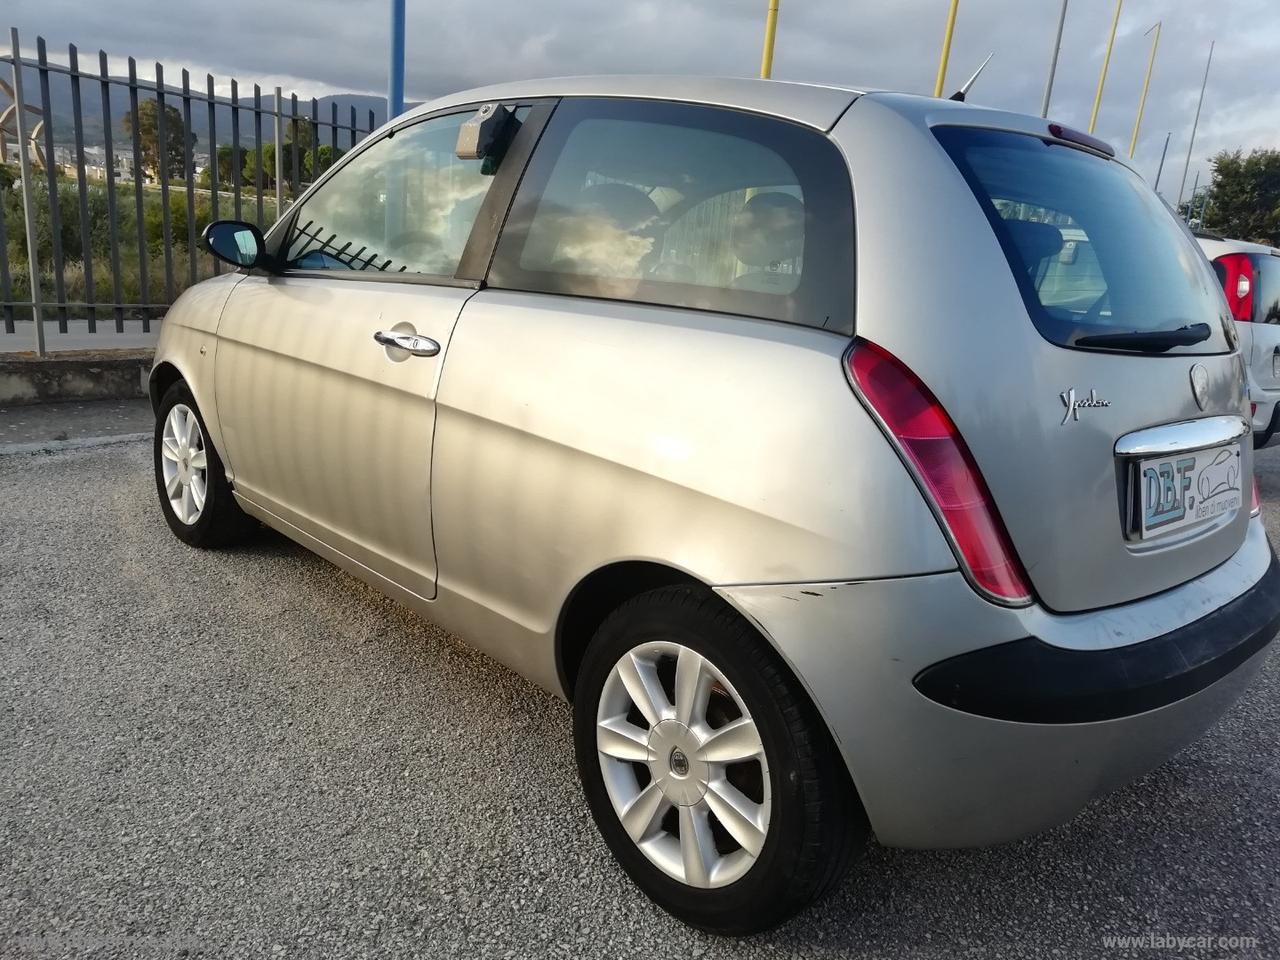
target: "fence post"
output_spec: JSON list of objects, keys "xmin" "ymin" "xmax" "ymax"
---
[
  {"xmin": 182, "ymin": 69, "xmax": 197, "ymax": 288},
  {"xmin": 10, "ymin": 28, "xmax": 46, "ymax": 355},
  {"xmin": 98, "ymin": 49, "xmax": 125, "ymax": 332},
  {"xmin": 36, "ymin": 37, "xmax": 68, "ymax": 332},
  {"xmin": 155, "ymin": 62, "xmax": 175, "ymax": 305},
  {"xmin": 68, "ymin": 44, "xmax": 98, "ymax": 333},
  {"xmin": 274, "ymin": 85, "xmax": 284, "ymax": 218}
]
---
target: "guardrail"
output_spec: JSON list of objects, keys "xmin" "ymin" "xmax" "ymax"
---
[{"xmin": 1, "ymin": 27, "xmax": 381, "ymax": 354}]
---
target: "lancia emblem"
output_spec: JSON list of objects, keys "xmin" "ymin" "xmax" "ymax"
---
[
  {"xmin": 1190, "ymin": 364, "xmax": 1210, "ymax": 411},
  {"xmin": 670, "ymin": 749, "xmax": 690, "ymax": 777},
  {"xmin": 1060, "ymin": 387, "xmax": 1111, "ymax": 424}
]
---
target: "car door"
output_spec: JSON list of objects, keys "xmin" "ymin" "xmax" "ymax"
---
[
  {"xmin": 430, "ymin": 96, "xmax": 862, "ymax": 646},
  {"xmin": 213, "ymin": 104, "xmax": 544, "ymax": 600}
]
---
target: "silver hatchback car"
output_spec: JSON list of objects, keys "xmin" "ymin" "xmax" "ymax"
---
[{"xmin": 151, "ymin": 77, "xmax": 1280, "ymax": 933}]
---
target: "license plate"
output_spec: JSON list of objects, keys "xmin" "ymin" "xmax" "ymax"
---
[{"xmin": 1138, "ymin": 443, "xmax": 1243, "ymax": 538}]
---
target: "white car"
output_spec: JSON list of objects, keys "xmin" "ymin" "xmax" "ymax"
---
[{"xmin": 1198, "ymin": 234, "xmax": 1280, "ymax": 446}]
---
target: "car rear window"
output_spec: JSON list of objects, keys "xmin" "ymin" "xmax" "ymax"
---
[{"xmin": 935, "ymin": 126, "xmax": 1232, "ymax": 354}]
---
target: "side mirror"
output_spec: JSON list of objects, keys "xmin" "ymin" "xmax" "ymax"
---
[
  {"xmin": 202, "ymin": 220, "xmax": 267, "ymax": 269},
  {"xmin": 455, "ymin": 102, "xmax": 515, "ymax": 162}
]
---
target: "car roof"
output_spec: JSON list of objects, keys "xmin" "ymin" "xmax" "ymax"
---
[
  {"xmin": 1197, "ymin": 236, "xmax": 1280, "ymax": 258},
  {"xmin": 404, "ymin": 75, "xmax": 870, "ymax": 131}
]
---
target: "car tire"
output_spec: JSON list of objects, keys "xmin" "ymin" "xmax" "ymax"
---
[
  {"xmin": 573, "ymin": 585, "xmax": 868, "ymax": 934},
  {"xmin": 153, "ymin": 380, "xmax": 256, "ymax": 548}
]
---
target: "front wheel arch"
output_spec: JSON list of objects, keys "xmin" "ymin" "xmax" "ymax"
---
[{"xmin": 149, "ymin": 361, "xmax": 184, "ymax": 414}]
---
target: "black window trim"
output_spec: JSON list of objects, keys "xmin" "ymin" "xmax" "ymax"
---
[
  {"xmin": 256, "ymin": 99, "xmax": 557, "ymax": 289},
  {"xmin": 484, "ymin": 95, "xmax": 857, "ymax": 336}
]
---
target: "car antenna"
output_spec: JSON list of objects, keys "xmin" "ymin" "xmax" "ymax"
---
[{"xmin": 949, "ymin": 52, "xmax": 993, "ymax": 102}]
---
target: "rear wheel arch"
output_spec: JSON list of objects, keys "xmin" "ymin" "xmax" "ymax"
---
[{"xmin": 556, "ymin": 561, "xmax": 707, "ymax": 701}]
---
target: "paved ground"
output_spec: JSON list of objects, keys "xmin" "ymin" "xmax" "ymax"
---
[
  {"xmin": 0, "ymin": 399, "xmax": 153, "ymax": 447},
  {"xmin": 2, "ymin": 438, "xmax": 1279, "ymax": 959}
]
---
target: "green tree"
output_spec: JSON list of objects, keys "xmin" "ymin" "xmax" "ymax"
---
[
  {"xmin": 303, "ymin": 143, "xmax": 343, "ymax": 180},
  {"xmin": 144, "ymin": 190, "xmax": 213, "ymax": 252},
  {"xmin": 241, "ymin": 143, "xmax": 277, "ymax": 191},
  {"xmin": 288, "ymin": 117, "xmax": 314, "ymax": 151},
  {"xmin": 1202, "ymin": 148, "xmax": 1280, "ymax": 245},
  {"xmin": 242, "ymin": 140, "xmax": 328, "ymax": 195},
  {"xmin": 122, "ymin": 100, "xmax": 197, "ymax": 181}
]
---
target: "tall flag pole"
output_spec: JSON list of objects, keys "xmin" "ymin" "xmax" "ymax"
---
[
  {"xmin": 1128, "ymin": 21, "xmax": 1160, "ymax": 158},
  {"xmin": 933, "ymin": 0, "xmax": 960, "ymax": 97},
  {"xmin": 1088, "ymin": 0, "xmax": 1124, "ymax": 134},
  {"xmin": 1177, "ymin": 41, "xmax": 1215, "ymax": 212},
  {"xmin": 1040, "ymin": 0, "xmax": 1069, "ymax": 117},
  {"xmin": 760, "ymin": 0, "xmax": 780, "ymax": 79},
  {"xmin": 388, "ymin": 0, "xmax": 406, "ymax": 118},
  {"xmin": 1153, "ymin": 131, "xmax": 1171, "ymax": 192}
]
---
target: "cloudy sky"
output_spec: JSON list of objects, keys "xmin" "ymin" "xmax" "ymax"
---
[{"xmin": 9, "ymin": 0, "xmax": 1277, "ymax": 197}]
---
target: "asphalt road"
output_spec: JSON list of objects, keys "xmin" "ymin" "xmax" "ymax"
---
[
  {"xmin": 2, "ymin": 439, "xmax": 1279, "ymax": 959},
  {"xmin": 0, "ymin": 399, "xmax": 153, "ymax": 447}
]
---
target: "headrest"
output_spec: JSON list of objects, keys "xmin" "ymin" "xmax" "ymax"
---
[
  {"xmin": 576, "ymin": 183, "xmax": 660, "ymax": 231},
  {"xmin": 1003, "ymin": 220, "xmax": 1064, "ymax": 272},
  {"xmin": 731, "ymin": 192, "xmax": 805, "ymax": 267}
]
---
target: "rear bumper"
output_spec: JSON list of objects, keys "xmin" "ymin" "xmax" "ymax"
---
[
  {"xmin": 717, "ymin": 519, "xmax": 1277, "ymax": 848},
  {"xmin": 914, "ymin": 555, "xmax": 1280, "ymax": 723}
]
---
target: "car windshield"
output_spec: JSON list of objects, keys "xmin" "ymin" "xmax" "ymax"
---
[{"xmin": 936, "ymin": 126, "xmax": 1233, "ymax": 354}]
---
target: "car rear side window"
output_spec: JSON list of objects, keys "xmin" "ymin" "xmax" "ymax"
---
[
  {"xmin": 489, "ymin": 98, "xmax": 854, "ymax": 333},
  {"xmin": 936, "ymin": 126, "xmax": 1232, "ymax": 354}
]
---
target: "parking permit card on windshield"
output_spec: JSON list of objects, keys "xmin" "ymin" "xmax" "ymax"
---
[{"xmin": 1139, "ymin": 443, "xmax": 1243, "ymax": 538}]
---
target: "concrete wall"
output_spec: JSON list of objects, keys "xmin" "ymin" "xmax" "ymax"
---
[{"xmin": 0, "ymin": 353, "xmax": 151, "ymax": 406}]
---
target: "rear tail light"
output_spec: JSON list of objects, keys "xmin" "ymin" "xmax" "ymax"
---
[
  {"xmin": 1252, "ymin": 475, "xmax": 1261, "ymax": 517},
  {"xmin": 1215, "ymin": 253, "xmax": 1255, "ymax": 322},
  {"xmin": 846, "ymin": 340, "xmax": 1033, "ymax": 605}
]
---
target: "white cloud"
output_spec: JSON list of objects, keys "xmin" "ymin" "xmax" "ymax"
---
[{"xmin": 9, "ymin": 0, "xmax": 1277, "ymax": 197}]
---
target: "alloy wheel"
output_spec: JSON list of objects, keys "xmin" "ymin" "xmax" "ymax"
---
[
  {"xmin": 159, "ymin": 403, "xmax": 209, "ymax": 526},
  {"xmin": 596, "ymin": 640, "xmax": 771, "ymax": 889}
]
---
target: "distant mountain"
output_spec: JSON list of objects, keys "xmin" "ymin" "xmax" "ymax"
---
[{"xmin": 12, "ymin": 63, "xmax": 394, "ymax": 155}]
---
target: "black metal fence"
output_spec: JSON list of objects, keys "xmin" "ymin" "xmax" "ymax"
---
[{"xmin": 0, "ymin": 27, "xmax": 381, "ymax": 353}]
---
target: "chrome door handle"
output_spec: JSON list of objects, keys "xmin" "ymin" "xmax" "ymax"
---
[{"xmin": 373, "ymin": 330, "xmax": 440, "ymax": 357}]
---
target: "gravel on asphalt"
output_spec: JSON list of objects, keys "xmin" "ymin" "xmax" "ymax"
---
[{"xmin": 2, "ymin": 440, "xmax": 1278, "ymax": 959}]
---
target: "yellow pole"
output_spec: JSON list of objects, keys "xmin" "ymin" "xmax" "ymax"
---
[
  {"xmin": 1128, "ymin": 21, "xmax": 1160, "ymax": 158},
  {"xmin": 759, "ymin": 0, "xmax": 780, "ymax": 79},
  {"xmin": 1089, "ymin": 0, "xmax": 1124, "ymax": 134},
  {"xmin": 933, "ymin": 0, "xmax": 960, "ymax": 97}
]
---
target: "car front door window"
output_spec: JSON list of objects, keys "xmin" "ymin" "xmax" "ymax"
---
[{"xmin": 284, "ymin": 110, "xmax": 504, "ymax": 277}]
